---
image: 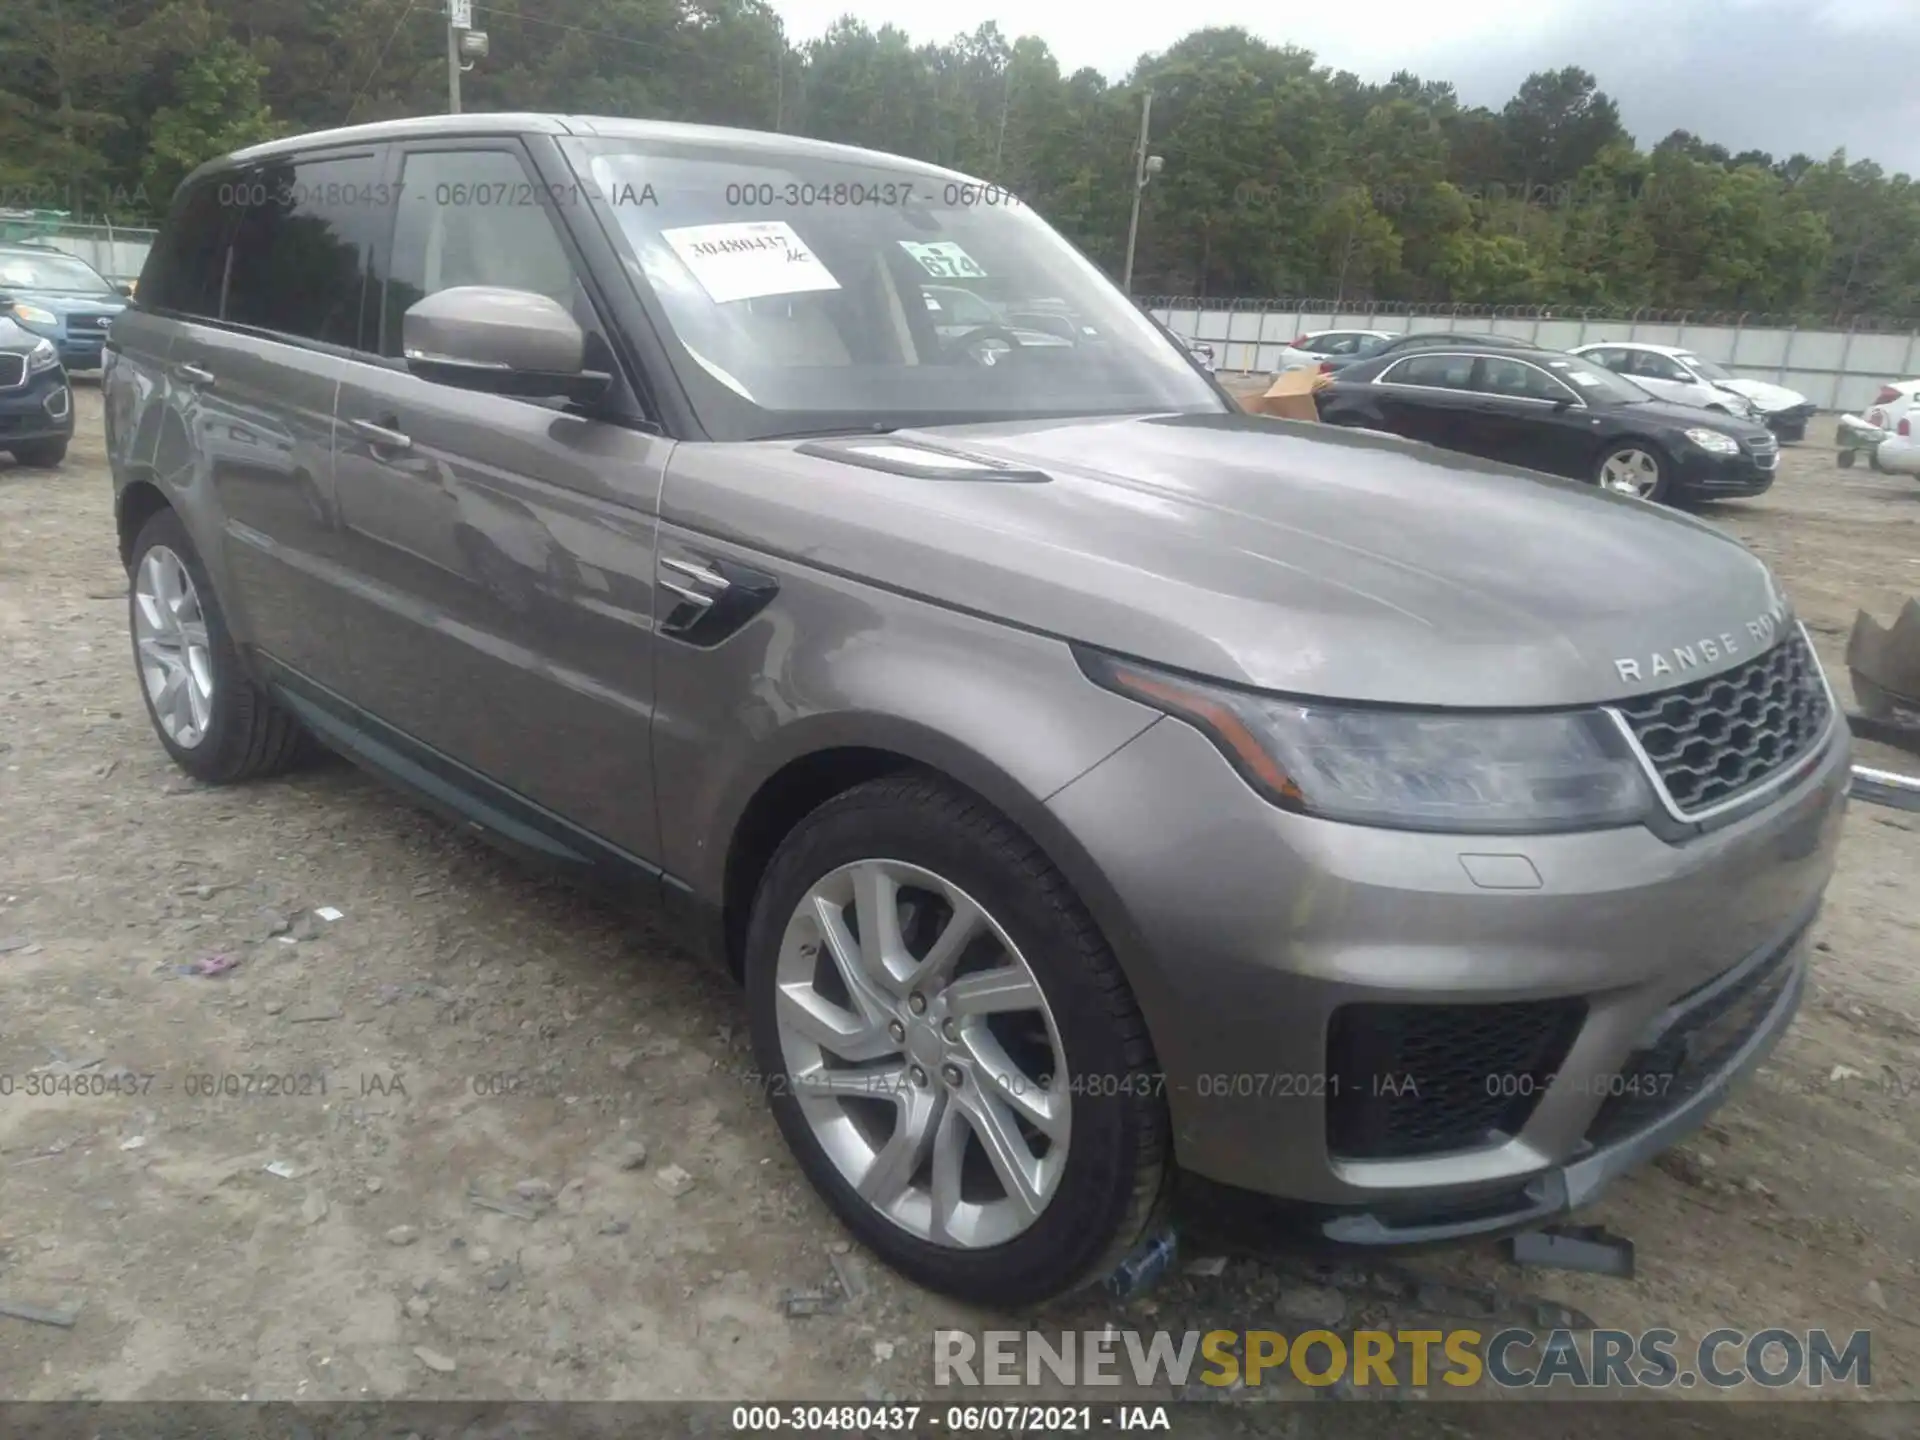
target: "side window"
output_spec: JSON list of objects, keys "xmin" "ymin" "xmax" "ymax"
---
[
  {"xmin": 1322, "ymin": 334, "xmax": 1364, "ymax": 355},
  {"xmin": 382, "ymin": 149, "xmax": 584, "ymax": 357},
  {"xmin": 138, "ymin": 178, "xmax": 234, "ymax": 318},
  {"xmin": 1629, "ymin": 351, "xmax": 1687, "ymax": 383},
  {"xmin": 1475, "ymin": 356, "xmax": 1576, "ymax": 403},
  {"xmin": 1584, "ymin": 348, "xmax": 1626, "ymax": 372},
  {"xmin": 223, "ymin": 153, "xmax": 385, "ymax": 346},
  {"xmin": 1385, "ymin": 353, "xmax": 1476, "ymax": 390}
]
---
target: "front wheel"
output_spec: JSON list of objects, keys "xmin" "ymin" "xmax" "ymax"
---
[
  {"xmin": 1837, "ymin": 448, "xmax": 1857, "ymax": 469},
  {"xmin": 10, "ymin": 439, "xmax": 67, "ymax": 467},
  {"xmin": 744, "ymin": 774, "xmax": 1169, "ymax": 1307},
  {"xmin": 1595, "ymin": 443, "xmax": 1671, "ymax": 503}
]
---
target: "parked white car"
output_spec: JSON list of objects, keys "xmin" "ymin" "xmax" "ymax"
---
[
  {"xmin": 1570, "ymin": 342, "xmax": 1816, "ymax": 440},
  {"xmin": 1866, "ymin": 379, "xmax": 1920, "ymax": 475},
  {"xmin": 1275, "ymin": 329, "xmax": 1399, "ymax": 372}
]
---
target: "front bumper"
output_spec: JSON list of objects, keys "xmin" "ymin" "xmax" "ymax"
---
[
  {"xmin": 1046, "ymin": 702, "xmax": 1850, "ymax": 1221},
  {"xmin": 0, "ymin": 366, "xmax": 75, "ymax": 445},
  {"xmin": 1762, "ymin": 404, "xmax": 1816, "ymax": 439},
  {"xmin": 1673, "ymin": 439, "xmax": 1777, "ymax": 497}
]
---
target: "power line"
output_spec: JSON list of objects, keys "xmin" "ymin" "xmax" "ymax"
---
[{"xmin": 345, "ymin": 1, "xmax": 422, "ymax": 122}]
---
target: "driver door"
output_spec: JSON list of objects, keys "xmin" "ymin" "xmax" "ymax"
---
[{"xmin": 328, "ymin": 138, "xmax": 675, "ymax": 867}]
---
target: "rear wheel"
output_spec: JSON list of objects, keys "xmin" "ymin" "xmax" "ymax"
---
[
  {"xmin": 1837, "ymin": 449, "xmax": 1857, "ymax": 469},
  {"xmin": 744, "ymin": 774, "xmax": 1168, "ymax": 1307},
  {"xmin": 1595, "ymin": 443, "xmax": 1671, "ymax": 503},
  {"xmin": 128, "ymin": 508, "xmax": 308, "ymax": 783}
]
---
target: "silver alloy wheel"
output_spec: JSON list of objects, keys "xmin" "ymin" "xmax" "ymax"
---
[
  {"xmin": 773, "ymin": 859, "xmax": 1071, "ymax": 1249},
  {"xmin": 134, "ymin": 545, "xmax": 214, "ymax": 749},
  {"xmin": 1601, "ymin": 448, "xmax": 1661, "ymax": 497}
]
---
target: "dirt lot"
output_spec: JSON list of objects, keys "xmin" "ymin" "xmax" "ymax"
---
[{"xmin": 1, "ymin": 384, "xmax": 1917, "ymax": 1418}]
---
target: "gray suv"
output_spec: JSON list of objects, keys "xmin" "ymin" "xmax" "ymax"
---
[{"xmin": 105, "ymin": 114, "xmax": 1850, "ymax": 1308}]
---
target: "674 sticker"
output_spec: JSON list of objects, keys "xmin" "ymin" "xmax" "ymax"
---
[{"xmin": 899, "ymin": 240, "xmax": 988, "ymax": 280}]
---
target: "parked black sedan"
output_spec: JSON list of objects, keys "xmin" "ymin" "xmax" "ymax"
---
[{"xmin": 1315, "ymin": 341, "xmax": 1778, "ymax": 505}]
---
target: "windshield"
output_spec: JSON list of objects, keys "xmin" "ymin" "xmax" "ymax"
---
[
  {"xmin": 560, "ymin": 139, "xmax": 1224, "ymax": 440},
  {"xmin": 0, "ymin": 250, "xmax": 115, "ymax": 295},
  {"xmin": 1678, "ymin": 354, "xmax": 1733, "ymax": 382},
  {"xmin": 1539, "ymin": 355, "xmax": 1655, "ymax": 406}
]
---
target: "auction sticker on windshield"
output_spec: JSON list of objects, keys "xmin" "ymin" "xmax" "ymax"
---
[
  {"xmin": 661, "ymin": 220, "xmax": 841, "ymax": 305},
  {"xmin": 900, "ymin": 240, "xmax": 988, "ymax": 280}
]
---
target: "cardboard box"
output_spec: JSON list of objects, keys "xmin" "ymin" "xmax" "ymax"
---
[{"xmin": 1239, "ymin": 367, "xmax": 1323, "ymax": 422}]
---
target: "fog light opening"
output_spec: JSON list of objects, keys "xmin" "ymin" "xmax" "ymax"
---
[{"xmin": 44, "ymin": 387, "xmax": 70, "ymax": 420}]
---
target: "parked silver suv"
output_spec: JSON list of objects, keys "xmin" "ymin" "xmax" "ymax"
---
[{"xmin": 105, "ymin": 115, "xmax": 1850, "ymax": 1308}]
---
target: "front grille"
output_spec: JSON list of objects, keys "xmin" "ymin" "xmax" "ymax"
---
[
  {"xmin": 1327, "ymin": 999, "xmax": 1586, "ymax": 1160},
  {"xmin": 1615, "ymin": 632, "xmax": 1830, "ymax": 816},
  {"xmin": 1585, "ymin": 927, "xmax": 1803, "ymax": 1148},
  {"xmin": 0, "ymin": 353, "xmax": 24, "ymax": 388},
  {"xmin": 66, "ymin": 314, "xmax": 111, "ymax": 334}
]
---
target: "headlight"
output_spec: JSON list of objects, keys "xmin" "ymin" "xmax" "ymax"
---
[
  {"xmin": 25, "ymin": 339, "xmax": 58, "ymax": 373},
  {"xmin": 1685, "ymin": 428, "xmax": 1741, "ymax": 455},
  {"xmin": 1079, "ymin": 649, "xmax": 1654, "ymax": 833},
  {"xmin": 12, "ymin": 302, "xmax": 58, "ymax": 327}
]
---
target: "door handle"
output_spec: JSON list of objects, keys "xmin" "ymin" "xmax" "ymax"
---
[
  {"xmin": 349, "ymin": 417, "xmax": 412, "ymax": 451},
  {"xmin": 177, "ymin": 363, "xmax": 216, "ymax": 388}
]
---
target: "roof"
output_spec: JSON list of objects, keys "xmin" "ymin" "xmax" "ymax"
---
[
  {"xmin": 199, "ymin": 113, "xmax": 979, "ymax": 189},
  {"xmin": 1572, "ymin": 341, "xmax": 1692, "ymax": 355}
]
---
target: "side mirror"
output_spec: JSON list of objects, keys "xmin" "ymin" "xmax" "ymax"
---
[
  {"xmin": 116, "ymin": 283, "xmax": 134, "ymax": 297},
  {"xmin": 401, "ymin": 286, "xmax": 610, "ymax": 404}
]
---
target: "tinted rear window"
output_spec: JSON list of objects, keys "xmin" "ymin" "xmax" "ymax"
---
[{"xmin": 138, "ymin": 179, "xmax": 234, "ymax": 318}]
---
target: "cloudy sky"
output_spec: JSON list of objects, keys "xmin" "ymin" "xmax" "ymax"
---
[{"xmin": 771, "ymin": 0, "xmax": 1920, "ymax": 177}]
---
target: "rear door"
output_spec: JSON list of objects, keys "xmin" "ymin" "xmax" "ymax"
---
[
  {"xmin": 329, "ymin": 136, "xmax": 673, "ymax": 866},
  {"xmin": 1370, "ymin": 351, "xmax": 1483, "ymax": 452},
  {"xmin": 158, "ymin": 147, "xmax": 386, "ymax": 693}
]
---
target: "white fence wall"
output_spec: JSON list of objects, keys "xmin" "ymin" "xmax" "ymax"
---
[{"xmin": 1151, "ymin": 304, "xmax": 1920, "ymax": 414}]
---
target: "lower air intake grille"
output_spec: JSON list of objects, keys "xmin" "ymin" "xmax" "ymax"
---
[{"xmin": 1326, "ymin": 999, "xmax": 1586, "ymax": 1161}]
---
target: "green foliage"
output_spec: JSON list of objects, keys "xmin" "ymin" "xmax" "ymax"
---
[
  {"xmin": 0, "ymin": 7, "xmax": 1909, "ymax": 316},
  {"xmin": 142, "ymin": 38, "xmax": 282, "ymax": 205}
]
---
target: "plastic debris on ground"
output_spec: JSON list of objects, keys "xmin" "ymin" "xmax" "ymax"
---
[
  {"xmin": 177, "ymin": 953, "xmax": 240, "ymax": 978},
  {"xmin": 1505, "ymin": 1225, "xmax": 1636, "ymax": 1279},
  {"xmin": 1105, "ymin": 1223, "xmax": 1178, "ymax": 1300}
]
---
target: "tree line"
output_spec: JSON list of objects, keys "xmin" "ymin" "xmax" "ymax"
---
[{"xmin": 3, "ymin": 0, "xmax": 1917, "ymax": 319}]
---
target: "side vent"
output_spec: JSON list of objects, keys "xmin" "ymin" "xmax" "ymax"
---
[
  {"xmin": 657, "ymin": 552, "xmax": 779, "ymax": 648},
  {"xmin": 795, "ymin": 437, "xmax": 1050, "ymax": 483}
]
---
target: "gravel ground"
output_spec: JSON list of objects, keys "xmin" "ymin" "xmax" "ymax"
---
[{"xmin": 1, "ymin": 384, "xmax": 1917, "ymax": 1420}]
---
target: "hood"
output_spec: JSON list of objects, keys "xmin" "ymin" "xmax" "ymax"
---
[
  {"xmin": 1719, "ymin": 378, "xmax": 1809, "ymax": 412},
  {"xmin": 1610, "ymin": 396, "xmax": 1773, "ymax": 438},
  {"xmin": 662, "ymin": 412, "xmax": 1791, "ymax": 709},
  {"xmin": 1, "ymin": 290, "xmax": 127, "ymax": 321}
]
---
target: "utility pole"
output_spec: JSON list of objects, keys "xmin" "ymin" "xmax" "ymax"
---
[
  {"xmin": 994, "ymin": 67, "xmax": 1011, "ymax": 171},
  {"xmin": 773, "ymin": 21, "xmax": 784, "ymax": 131},
  {"xmin": 1121, "ymin": 90, "xmax": 1154, "ymax": 295},
  {"xmin": 446, "ymin": 0, "xmax": 468, "ymax": 114}
]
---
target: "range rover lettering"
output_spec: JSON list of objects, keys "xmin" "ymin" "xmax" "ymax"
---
[{"xmin": 105, "ymin": 115, "xmax": 1850, "ymax": 1308}]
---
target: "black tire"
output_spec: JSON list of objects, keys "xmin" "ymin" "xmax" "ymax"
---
[
  {"xmin": 744, "ymin": 773, "xmax": 1169, "ymax": 1308},
  {"xmin": 1837, "ymin": 449, "xmax": 1856, "ymax": 469},
  {"xmin": 1593, "ymin": 441, "xmax": 1673, "ymax": 504},
  {"xmin": 127, "ymin": 508, "xmax": 308, "ymax": 784},
  {"xmin": 11, "ymin": 439, "xmax": 67, "ymax": 467}
]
